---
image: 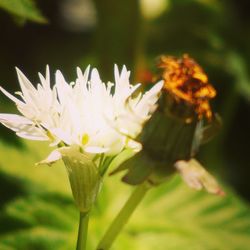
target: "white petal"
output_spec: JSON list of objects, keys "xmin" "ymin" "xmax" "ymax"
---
[
  {"xmin": 55, "ymin": 70, "xmax": 72, "ymax": 104},
  {"xmin": 114, "ymin": 64, "xmax": 120, "ymax": 86},
  {"xmin": 126, "ymin": 139, "xmax": 142, "ymax": 152},
  {"xmin": 114, "ymin": 64, "xmax": 131, "ymax": 97},
  {"xmin": 49, "ymin": 128, "xmax": 73, "ymax": 145},
  {"xmin": 129, "ymin": 83, "xmax": 141, "ymax": 95},
  {"xmin": 16, "ymin": 68, "xmax": 37, "ymax": 104},
  {"xmin": 90, "ymin": 68, "xmax": 102, "ymax": 91},
  {"xmin": 16, "ymin": 131, "xmax": 48, "ymax": 141},
  {"xmin": 45, "ymin": 65, "xmax": 50, "ymax": 88},
  {"xmin": 0, "ymin": 86, "xmax": 24, "ymax": 105},
  {"xmin": 0, "ymin": 113, "xmax": 48, "ymax": 140},
  {"xmin": 36, "ymin": 149, "xmax": 62, "ymax": 166},
  {"xmin": 16, "ymin": 68, "xmax": 36, "ymax": 91},
  {"xmin": 77, "ymin": 65, "xmax": 90, "ymax": 84},
  {"xmin": 121, "ymin": 65, "xmax": 130, "ymax": 78},
  {"xmin": 136, "ymin": 80, "xmax": 163, "ymax": 116},
  {"xmin": 38, "ymin": 66, "xmax": 50, "ymax": 89},
  {"xmin": 0, "ymin": 113, "xmax": 32, "ymax": 131}
]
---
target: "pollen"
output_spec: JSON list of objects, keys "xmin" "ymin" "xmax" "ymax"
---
[
  {"xmin": 81, "ymin": 134, "xmax": 89, "ymax": 145},
  {"xmin": 158, "ymin": 54, "xmax": 216, "ymax": 120}
]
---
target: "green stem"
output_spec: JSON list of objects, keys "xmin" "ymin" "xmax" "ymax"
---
[
  {"xmin": 76, "ymin": 212, "xmax": 89, "ymax": 250},
  {"xmin": 96, "ymin": 182, "xmax": 150, "ymax": 250}
]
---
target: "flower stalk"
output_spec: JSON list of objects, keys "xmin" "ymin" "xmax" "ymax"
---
[
  {"xmin": 77, "ymin": 212, "xmax": 89, "ymax": 250},
  {"xmin": 97, "ymin": 182, "xmax": 151, "ymax": 250}
]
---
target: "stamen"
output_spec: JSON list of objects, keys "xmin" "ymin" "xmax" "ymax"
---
[{"xmin": 81, "ymin": 133, "xmax": 89, "ymax": 145}]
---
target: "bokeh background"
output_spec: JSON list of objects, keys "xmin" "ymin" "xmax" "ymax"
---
[{"xmin": 0, "ymin": 0, "xmax": 250, "ymax": 249}]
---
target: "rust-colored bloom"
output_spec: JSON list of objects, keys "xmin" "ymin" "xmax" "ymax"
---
[
  {"xmin": 112, "ymin": 54, "xmax": 223, "ymax": 196},
  {"xmin": 158, "ymin": 54, "xmax": 216, "ymax": 120}
]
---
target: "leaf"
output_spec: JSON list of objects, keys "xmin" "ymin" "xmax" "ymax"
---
[
  {"xmin": 0, "ymin": 0, "xmax": 47, "ymax": 24},
  {"xmin": 0, "ymin": 140, "xmax": 250, "ymax": 249},
  {"xmin": 103, "ymin": 176, "xmax": 250, "ymax": 250}
]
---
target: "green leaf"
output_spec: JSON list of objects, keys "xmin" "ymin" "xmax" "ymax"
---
[
  {"xmin": 105, "ymin": 176, "xmax": 250, "ymax": 250},
  {"xmin": 0, "ymin": 0, "xmax": 47, "ymax": 24},
  {"xmin": 0, "ymin": 140, "xmax": 250, "ymax": 249},
  {"xmin": 109, "ymin": 148, "xmax": 136, "ymax": 175}
]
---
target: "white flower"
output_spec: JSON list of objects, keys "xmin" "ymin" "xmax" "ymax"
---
[
  {"xmin": 0, "ymin": 65, "xmax": 163, "ymax": 164},
  {"xmin": 0, "ymin": 65, "xmax": 163, "ymax": 212},
  {"xmin": 0, "ymin": 66, "xmax": 59, "ymax": 141}
]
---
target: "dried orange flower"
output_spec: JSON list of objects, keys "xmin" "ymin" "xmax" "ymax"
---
[{"xmin": 158, "ymin": 54, "xmax": 216, "ymax": 120}]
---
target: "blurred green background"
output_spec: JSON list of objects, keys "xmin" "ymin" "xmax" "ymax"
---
[{"xmin": 0, "ymin": 0, "xmax": 250, "ymax": 249}]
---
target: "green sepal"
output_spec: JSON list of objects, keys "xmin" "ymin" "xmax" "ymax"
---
[
  {"xmin": 111, "ymin": 150, "xmax": 175, "ymax": 186},
  {"xmin": 119, "ymin": 152, "xmax": 154, "ymax": 185},
  {"xmin": 109, "ymin": 149, "xmax": 151, "ymax": 185},
  {"xmin": 109, "ymin": 148, "xmax": 137, "ymax": 176},
  {"xmin": 60, "ymin": 148, "xmax": 101, "ymax": 212},
  {"xmin": 141, "ymin": 108, "xmax": 197, "ymax": 163}
]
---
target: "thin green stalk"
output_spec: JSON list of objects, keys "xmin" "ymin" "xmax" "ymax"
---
[
  {"xmin": 77, "ymin": 212, "xmax": 89, "ymax": 250},
  {"xmin": 96, "ymin": 182, "xmax": 151, "ymax": 250}
]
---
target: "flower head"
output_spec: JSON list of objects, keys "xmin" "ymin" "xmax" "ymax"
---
[
  {"xmin": 0, "ymin": 65, "xmax": 163, "ymax": 161},
  {"xmin": 112, "ymin": 54, "xmax": 223, "ymax": 195},
  {"xmin": 158, "ymin": 54, "xmax": 216, "ymax": 120}
]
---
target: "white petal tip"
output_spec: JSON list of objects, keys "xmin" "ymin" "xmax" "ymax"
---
[
  {"xmin": 157, "ymin": 80, "xmax": 164, "ymax": 88},
  {"xmin": 15, "ymin": 67, "xmax": 24, "ymax": 76},
  {"xmin": 36, "ymin": 150, "xmax": 62, "ymax": 166},
  {"xmin": 127, "ymin": 140, "xmax": 142, "ymax": 153},
  {"xmin": 152, "ymin": 80, "xmax": 164, "ymax": 92}
]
